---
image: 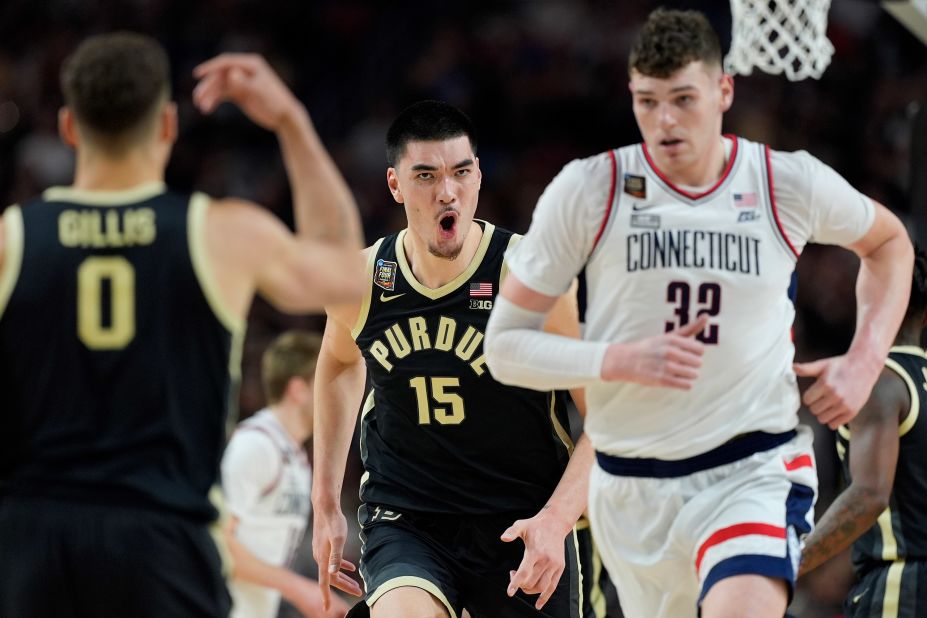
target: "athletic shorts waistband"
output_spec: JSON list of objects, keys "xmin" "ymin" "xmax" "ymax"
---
[{"xmin": 595, "ymin": 430, "xmax": 797, "ymax": 478}]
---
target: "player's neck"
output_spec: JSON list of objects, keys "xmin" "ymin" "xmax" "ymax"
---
[
  {"xmin": 665, "ymin": 135, "xmax": 728, "ymax": 188},
  {"xmin": 72, "ymin": 146, "xmax": 165, "ymax": 192},
  {"xmin": 269, "ymin": 402, "xmax": 311, "ymax": 445},
  {"xmin": 403, "ymin": 221, "xmax": 483, "ymax": 289}
]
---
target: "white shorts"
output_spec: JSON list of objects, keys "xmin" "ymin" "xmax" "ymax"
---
[{"xmin": 588, "ymin": 426, "xmax": 817, "ymax": 618}]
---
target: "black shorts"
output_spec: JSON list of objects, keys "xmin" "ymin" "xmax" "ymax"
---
[
  {"xmin": 0, "ymin": 496, "xmax": 231, "ymax": 618},
  {"xmin": 353, "ymin": 503, "xmax": 582, "ymax": 618},
  {"xmin": 845, "ymin": 560, "xmax": 927, "ymax": 617}
]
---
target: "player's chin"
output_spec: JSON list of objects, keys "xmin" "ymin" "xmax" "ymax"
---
[{"xmin": 429, "ymin": 239, "xmax": 464, "ymax": 260}]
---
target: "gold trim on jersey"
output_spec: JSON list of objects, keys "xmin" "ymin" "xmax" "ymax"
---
[
  {"xmin": 550, "ymin": 392, "xmax": 575, "ymax": 456},
  {"xmin": 837, "ymin": 425, "xmax": 851, "ymax": 440},
  {"xmin": 885, "ymin": 357, "xmax": 920, "ymax": 437},
  {"xmin": 358, "ymin": 391, "xmax": 375, "ymax": 494},
  {"xmin": 890, "ymin": 345, "xmax": 927, "ymax": 359},
  {"xmin": 395, "ymin": 220, "xmax": 495, "ymax": 300},
  {"xmin": 0, "ymin": 205, "xmax": 24, "ymax": 320},
  {"xmin": 351, "ymin": 238, "xmax": 385, "ymax": 340},
  {"xmin": 571, "ymin": 527, "xmax": 585, "ymax": 618},
  {"xmin": 877, "ymin": 507, "xmax": 899, "ymax": 561},
  {"xmin": 187, "ymin": 193, "xmax": 245, "ymax": 334},
  {"xmin": 882, "ymin": 559, "xmax": 905, "ymax": 618},
  {"xmin": 500, "ymin": 233, "xmax": 522, "ymax": 286},
  {"xmin": 43, "ymin": 181, "xmax": 167, "ymax": 206},
  {"xmin": 367, "ymin": 575, "xmax": 458, "ymax": 618}
]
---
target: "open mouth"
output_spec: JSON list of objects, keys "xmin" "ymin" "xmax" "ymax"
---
[
  {"xmin": 660, "ymin": 138, "xmax": 683, "ymax": 148},
  {"xmin": 438, "ymin": 212, "xmax": 458, "ymax": 237}
]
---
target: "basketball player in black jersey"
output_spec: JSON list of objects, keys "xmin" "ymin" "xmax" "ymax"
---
[
  {"xmin": 0, "ymin": 34, "xmax": 364, "ymax": 617},
  {"xmin": 311, "ymin": 101, "xmax": 595, "ymax": 618},
  {"xmin": 799, "ymin": 246, "xmax": 927, "ymax": 616}
]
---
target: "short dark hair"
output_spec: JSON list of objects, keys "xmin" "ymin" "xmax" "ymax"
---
[
  {"xmin": 61, "ymin": 32, "xmax": 171, "ymax": 149},
  {"xmin": 629, "ymin": 8, "xmax": 722, "ymax": 78},
  {"xmin": 386, "ymin": 100, "xmax": 477, "ymax": 168},
  {"xmin": 261, "ymin": 331, "xmax": 323, "ymax": 405},
  {"xmin": 906, "ymin": 244, "xmax": 927, "ymax": 322}
]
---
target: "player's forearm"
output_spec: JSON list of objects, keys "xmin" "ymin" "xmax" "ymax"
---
[
  {"xmin": 311, "ymin": 357, "xmax": 366, "ymax": 509},
  {"xmin": 539, "ymin": 433, "xmax": 594, "ymax": 536},
  {"xmin": 849, "ymin": 228, "xmax": 912, "ymax": 372},
  {"xmin": 226, "ymin": 531, "xmax": 301, "ymax": 592},
  {"xmin": 275, "ymin": 106, "xmax": 363, "ymax": 249},
  {"xmin": 485, "ymin": 296, "xmax": 608, "ymax": 390},
  {"xmin": 799, "ymin": 485, "xmax": 887, "ymax": 575}
]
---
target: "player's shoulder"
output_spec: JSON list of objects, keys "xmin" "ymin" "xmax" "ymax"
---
[
  {"xmin": 561, "ymin": 148, "xmax": 620, "ymax": 181},
  {"xmin": 226, "ymin": 412, "xmax": 281, "ymax": 457}
]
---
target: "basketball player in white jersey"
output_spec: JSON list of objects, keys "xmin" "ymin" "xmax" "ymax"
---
[
  {"xmin": 485, "ymin": 8, "xmax": 913, "ymax": 618},
  {"xmin": 223, "ymin": 331, "xmax": 352, "ymax": 618}
]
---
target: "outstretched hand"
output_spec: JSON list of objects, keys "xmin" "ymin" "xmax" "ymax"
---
[
  {"xmin": 192, "ymin": 53, "xmax": 303, "ymax": 131},
  {"xmin": 601, "ymin": 314, "xmax": 708, "ymax": 389},
  {"xmin": 793, "ymin": 354, "xmax": 881, "ymax": 429},
  {"xmin": 500, "ymin": 509, "xmax": 570, "ymax": 610}
]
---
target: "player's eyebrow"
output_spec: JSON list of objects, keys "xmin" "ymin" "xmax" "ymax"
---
[
  {"xmin": 410, "ymin": 159, "xmax": 474, "ymax": 171},
  {"xmin": 633, "ymin": 84, "xmax": 697, "ymax": 95}
]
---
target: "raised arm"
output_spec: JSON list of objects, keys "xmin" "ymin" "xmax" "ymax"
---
[
  {"xmin": 311, "ymin": 302, "xmax": 368, "ymax": 611},
  {"xmin": 799, "ymin": 367, "xmax": 908, "ymax": 574},
  {"xmin": 192, "ymin": 53, "xmax": 365, "ymax": 315},
  {"xmin": 795, "ymin": 203, "xmax": 913, "ymax": 428}
]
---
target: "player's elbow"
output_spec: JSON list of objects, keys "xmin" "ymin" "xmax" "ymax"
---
[{"xmin": 853, "ymin": 483, "xmax": 891, "ymax": 516}]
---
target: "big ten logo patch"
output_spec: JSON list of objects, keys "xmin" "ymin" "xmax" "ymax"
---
[
  {"xmin": 375, "ymin": 259, "xmax": 398, "ymax": 291},
  {"xmin": 469, "ymin": 299, "xmax": 493, "ymax": 311}
]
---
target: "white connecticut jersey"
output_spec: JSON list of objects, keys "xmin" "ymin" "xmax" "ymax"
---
[
  {"xmin": 222, "ymin": 409, "xmax": 312, "ymax": 618},
  {"xmin": 506, "ymin": 136, "xmax": 874, "ymax": 459}
]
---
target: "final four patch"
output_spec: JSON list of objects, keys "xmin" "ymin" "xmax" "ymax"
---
[
  {"xmin": 623, "ymin": 173, "xmax": 646, "ymax": 198},
  {"xmin": 375, "ymin": 259, "xmax": 398, "ymax": 291}
]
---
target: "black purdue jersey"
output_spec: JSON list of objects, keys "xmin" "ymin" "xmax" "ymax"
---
[
  {"xmin": 0, "ymin": 184, "xmax": 241, "ymax": 521},
  {"xmin": 837, "ymin": 346, "xmax": 927, "ymax": 572},
  {"xmin": 353, "ymin": 221, "xmax": 573, "ymax": 515}
]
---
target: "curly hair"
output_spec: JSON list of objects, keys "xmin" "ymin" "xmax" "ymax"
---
[{"xmin": 628, "ymin": 8, "xmax": 722, "ymax": 78}]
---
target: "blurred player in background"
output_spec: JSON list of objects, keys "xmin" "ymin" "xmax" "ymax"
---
[
  {"xmin": 799, "ymin": 247, "xmax": 927, "ymax": 616},
  {"xmin": 486, "ymin": 8, "xmax": 913, "ymax": 618},
  {"xmin": 223, "ymin": 331, "xmax": 350, "ymax": 618},
  {"xmin": 312, "ymin": 100, "xmax": 594, "ymax": 618},
  {"xmin": 0, "ymin": 33, "xmax": 364, "ymax": 617}
]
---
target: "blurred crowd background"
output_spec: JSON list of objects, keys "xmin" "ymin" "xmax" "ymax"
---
[{"xmin": 1, "ymin": 1, "xmax": 925, "ymax": 616}]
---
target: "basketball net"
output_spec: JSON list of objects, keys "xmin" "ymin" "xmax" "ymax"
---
[{"xmin": 725, "ymin": 0, "xmax": 835, "ymax": 80}]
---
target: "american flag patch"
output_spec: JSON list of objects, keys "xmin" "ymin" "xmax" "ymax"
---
[
  {"xmin": 733, "ymin": 192, "xmax": 758, "ymax": 207},
  {"xmin": 469, "ymin": 282, "xmax": 493, "ymax": 297}
]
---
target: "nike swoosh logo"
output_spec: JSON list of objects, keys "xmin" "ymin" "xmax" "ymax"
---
[
  {"xmin": 380, "ymin": 293, "xmax": 405, "ymax": 302},
  {"xmin": 632, "ymin": 203, "xmax": 656, "ymax": 211},
  {"xmin": 852, "ymin": 587, "xmax": 869, "ymax": 603}
]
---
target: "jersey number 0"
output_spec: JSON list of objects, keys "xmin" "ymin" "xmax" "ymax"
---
[{"xmin": 77, "ymin": 256, "xmax": 136, "ymax": 350}]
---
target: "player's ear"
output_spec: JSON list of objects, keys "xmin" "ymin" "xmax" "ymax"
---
[
  {"xmin": 159, "ymin": 101, "xmax": 178, "ymax": 144},
  {"xmin": 719, "ymin": 73, "xmax": 734, "ymax": 113},
  {"xmin": 58, "ymin": 107, "xmax": 78, "ymax": 148},
  {"xmin": 387, "ymin": 168, "xmax": 404, "ymax": 204}
]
